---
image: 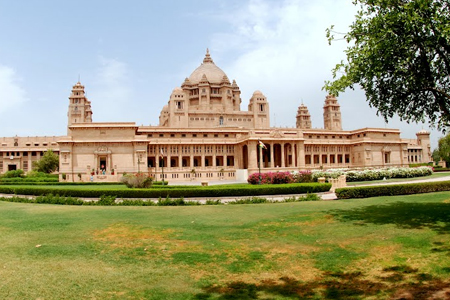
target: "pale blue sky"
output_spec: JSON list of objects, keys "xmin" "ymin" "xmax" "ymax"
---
[{"xmin": 0, "ymin": 0, "xmax": 442, "ymax": 148}]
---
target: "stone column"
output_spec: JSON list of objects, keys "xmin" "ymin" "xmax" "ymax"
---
[
  {"xmin": 281, "ymin": 143, "xmax": 285, "ymax": 168},
  {"xmin": 270, "ymin": 143, "xmax": 274, "ymax": 168},
  {"xmin": 178, "ymin": 145, "xmax": 182, "ymax": 169},
  {"xmin": 297, "ymin": 142, "xmax": 305, "ymax": 168},
  {"xmin": 201, "ymin": 146, "xmax": 205, "ymax": 168},
  {"xmin": 293, "ymin": 144, "xmax": 297, "ymax": 167},
  {"xmin": 248, "ymin": 141, "xmax": 258, "ymax": 169},
  {"xmin": 28, "ymin": 152, "xmax": 32, "ymax": 173}
]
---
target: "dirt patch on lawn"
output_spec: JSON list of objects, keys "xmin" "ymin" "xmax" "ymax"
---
[{"xmin": 92, "ymin": 223, "xmax": 184, "ymax": 251}]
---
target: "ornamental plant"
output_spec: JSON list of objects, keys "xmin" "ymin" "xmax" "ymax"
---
[
  {"xmin": 120, "ymin": 173, "xmax": 153, "ymax": 188},
  {"xmin": 311, "ymin": 166, "xmax": 432, "ymax": 182},
  {"xmin": 247, "ymin": 171, "xmax": 293, "ymax": 185}
]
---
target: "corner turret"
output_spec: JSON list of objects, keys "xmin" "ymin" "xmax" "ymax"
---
[{"xmin": 67, "ymin": 82, "xmax": 93, "ymax": 134}]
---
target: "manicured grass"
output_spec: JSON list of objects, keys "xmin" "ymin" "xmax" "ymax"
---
[
  {"xmin": 347, "ymin": 172, "xmax": 450, "ymax": 186},
  {"xmin": 1, "ymin": 193, "xmax": 450, "ymax": 299}
]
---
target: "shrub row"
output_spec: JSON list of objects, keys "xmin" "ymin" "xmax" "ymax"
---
[
  {"xmin": 335, "ymin": 181, "xmax": 450, "ymax": 199},
  {"xmin": 0, "ymin": 177, "xmax": 59, "ymax": 183},
  {"xmin": 0, "ymin": 193, "xmax": 321, "ymax": 206},
  {"xmin": 409, "ymin": 163, "xmax": 433, "ymax": 168},
  {"xmin": 0, "ymin": 183, "xmax": 331, "ymax": 198},
  {"xmin": 312, "ymin": 166, "xmax": 433, "ymax": 182},
  {"xmin": 0, "ymin": 181, "xmax": 124, "ymax": 186},
  {"xmin": 433, "ymin": 168, "xmax": 450, "ymax": 172}
]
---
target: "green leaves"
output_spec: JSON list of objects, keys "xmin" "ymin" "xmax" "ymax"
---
[
  {"xmin": 32, "ymin": 149, "xmax": 59, "ymax": 173},
  {"xmin": 324, "ymin": 0, "xmax": 450, "ymax": 129}
]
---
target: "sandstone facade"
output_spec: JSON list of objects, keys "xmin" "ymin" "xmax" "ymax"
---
[{"xmin": 0, "ymin": 50, "xmax": 431, "ymax": 182}]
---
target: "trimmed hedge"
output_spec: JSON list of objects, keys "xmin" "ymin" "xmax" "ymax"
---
[
  {"xmin": 0, "ymin": 193, "xmax": 322, "ymax": 206},
  {"xmin": 336, "ymin": 181, "xmax": 450, "ymax": 199},
  {"xmin": 0, "ymin": 182, "xmax": 125, "ymax": 186},
  {"xmin": 433, "ymin": 168, "xmax": 450, "ymax": 172},
  {"xmin": 0, "ymin": 183, "xmax": 331, "ymax": 198},
  {"xmin": 0, "ymin": 177, "xmax": 59, "ymax": 183}
]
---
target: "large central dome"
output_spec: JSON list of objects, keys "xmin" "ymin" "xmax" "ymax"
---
[{"xmin": 188, "ymin": 49, "xmax": 227, "ymax": 84}]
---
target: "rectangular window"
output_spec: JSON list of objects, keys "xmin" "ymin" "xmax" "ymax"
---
[{"xmin": 384, "ymin": 153, "xmax": 390, "ymax": 163}]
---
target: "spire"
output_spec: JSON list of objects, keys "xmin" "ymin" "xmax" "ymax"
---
[
  {"xmin": 199, "ymin": 74, "xmax": 209, "ymax": 84},
  {"xmin": 221, "ymin": 75, "xmax": 230, "ymax": 85},
  {"xmin": 296, "ymin": 101, "xmax": 311, "ymax": 129},
  {"xmin": 203, "ymin": 48, "xmax": 214, "ymax": 64}
]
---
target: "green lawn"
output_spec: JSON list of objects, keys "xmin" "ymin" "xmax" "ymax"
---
[{"xmin": 1, "ymin": 193, "xmax": 450, "ymax": 299}]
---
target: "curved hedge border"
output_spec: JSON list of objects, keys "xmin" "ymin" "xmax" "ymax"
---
[
  {"xmin": 0, "ymin": 183, "xmax": 331, "ymax": 198},
  {"xmin": 336, "ymin": 181, "xmax": 450, "ymax": 199}
]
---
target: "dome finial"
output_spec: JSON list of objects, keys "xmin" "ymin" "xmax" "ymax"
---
[{"xmin": 203, "ymin": 48, "xmax": 214, "ymax": 64}]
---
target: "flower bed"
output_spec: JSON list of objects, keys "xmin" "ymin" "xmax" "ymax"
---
[
  {"xmin": 248, "ymin": 171, "xmax": 312, "ymax": 185},
  {"xmin": 311, "ymin": 166, "xmax": 433, "ymax": 182}
]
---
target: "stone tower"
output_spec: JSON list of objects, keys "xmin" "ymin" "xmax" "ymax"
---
[
  {"xmin": 296, "ymin": 103, "xmax": 312, "ymax": 129},
  {"xmin": 416, "ymin": 129, "xmax": 432, "ymax": 163},
  {"xmin": 323, "ymin": 94, "xmax": 342, "ymax": 131},
  {"xmin": 67, "ymin": 82, "xmax": 92, "ymax": 132},
  {"xmin": 248, "ymin": 90, "xmax": 270, "ymax": 129}
]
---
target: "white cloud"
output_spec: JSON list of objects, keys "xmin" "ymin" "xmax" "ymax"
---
[
  {"xmin": 0, "ymin": 65, "xmax": 28, "ymax": 114},
  {"xmin": 209, "ymin": 0, "xmax": 441, "ymax": 147},
  {"xmin": 89, "ymin": 57, "xmax": 135, "ymax": 122},
  {"xmin": 210, "ymin": 0, "xmax": 359, "ymax": 126}
]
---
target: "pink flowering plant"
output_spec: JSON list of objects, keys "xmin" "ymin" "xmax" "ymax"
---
[{"xmin": 247, "ymin": 171, "xmax": 314, "ymax": 185}]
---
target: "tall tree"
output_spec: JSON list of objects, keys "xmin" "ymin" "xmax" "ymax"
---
[
  {"xmin": 33, "ymin": 150, "xmax": 59, "ymax": 173},
  {"xmin": 437, "ymin": 134, "xmax": 450, "ymax": 167},
  {"xmin": 324, "ymin": 0, "xmax": 450, "ymax": 129}
]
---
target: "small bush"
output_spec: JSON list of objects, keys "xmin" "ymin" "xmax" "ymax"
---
[
  {"xmin": 229, "ymin": 197, "xmax": 268, "ymax": 204},
  {"xmin": 97, "ymin": 195, "xmax": 117, "ymax": 205},
  {"xmin": 248, "ymin": 171, "xmax": 294, "ymax": 185},
  {"xmin": 35, "ymin": 194, "xmax": 84, "ymax": 205},
  {"xmin": 157, "ymin": 197, "xmax": 186, "ymax": 206},
  {"xmin": 26, "ymin": 171, "xmax": 51, "ymax": 178},
  {"xmin": 205, "ymin": 199, "xmax": 222, "ymax": 205},
  {"xmin": 2, "ymin": 169, "xmax": 25, "ymax": 178},
  {"xmin": 120, "ymin": 173, "xmax": 153, "ymax": 188},
  {"xmin": 292, "ymin": 171, "xmax": 313, "ymax": 183}
]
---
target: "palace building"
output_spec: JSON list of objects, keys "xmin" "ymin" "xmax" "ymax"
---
[{"xmin": 0, "ymin": 50, "xmax": 431, "ymax": 182}]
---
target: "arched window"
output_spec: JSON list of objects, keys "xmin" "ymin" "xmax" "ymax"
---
[{"xmin": 219, "ymin": 116, "xmax": 224, "ymax": 125}]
